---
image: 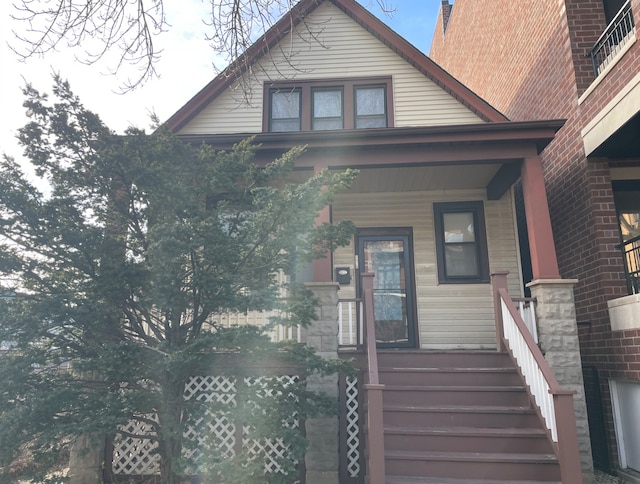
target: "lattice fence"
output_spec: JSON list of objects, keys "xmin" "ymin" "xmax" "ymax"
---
[
  {"xmin": 111, "ymin": 374, "xmax": 300, "ymax": 478},
  {"xmin": 345, "ymin": 376, "xmax": 360, "ymax": 478}
]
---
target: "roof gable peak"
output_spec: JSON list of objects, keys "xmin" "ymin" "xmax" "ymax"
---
[{"xmin": 165, "ymin": 0, "xmax": 506, "ymax": 132}]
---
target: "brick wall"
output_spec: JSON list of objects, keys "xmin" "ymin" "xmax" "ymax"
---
[
  {"xmin": 565, "ymin": 0, "xmax": 608, "ymax": 94},
  {"xmin": 429, "ymin": 0, "xmax": 640, "ymax": 472}
]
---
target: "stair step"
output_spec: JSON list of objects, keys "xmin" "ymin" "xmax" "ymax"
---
[
  {"xmin": 386, "ymin": 477, "xmax": 561, "ymax": 484},
  {"xmin": 378, "ymin": 367, "xmax": 521, "ymax": 386},
  {"xmin": 385, "ymin": 450, "xmax": 560, "ymax": 480},
  {"xmin": 384, "ymin": 426, "xmax": 546, "ymax": 436},
  {"xmin": 376, "ymin": 351, "xmax": 514, "ymax": 369},
  {"xmin": 384, "ymin": 426, "xmax": 552, "ymax": 453},
  {"xmin": 384, "ymin": 385, "xmax": 530, "ymax": 406},
  {"xmin": 383, "ymin": 404, "xmax": 540, "ymax": 428}
]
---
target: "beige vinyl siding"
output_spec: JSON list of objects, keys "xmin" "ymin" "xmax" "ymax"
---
[
  {"xmin": 332, "ymin": 188, "xmax": 522, "ymax": 350},
  {"xmin": 178, "ymin": 1, "xmax": 482, "ymax": 135}
]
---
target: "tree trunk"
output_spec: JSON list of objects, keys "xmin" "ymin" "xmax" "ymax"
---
[{"xmin": 157, "ymin": 375, "xmax": 187, "ymax": 484}]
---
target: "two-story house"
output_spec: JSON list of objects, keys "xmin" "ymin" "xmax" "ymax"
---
[{"xmin": 430, "ymin": 0, "xmax": 640, "ymax": 481}]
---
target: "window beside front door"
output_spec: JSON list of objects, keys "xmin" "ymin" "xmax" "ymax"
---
[
  {"xmin": 357, "ymin": 228, "xmax": 417, "ymax": 348},
  {"xmin": 434, "ymin": 201, "xmax": 490, "ymax": 284}
]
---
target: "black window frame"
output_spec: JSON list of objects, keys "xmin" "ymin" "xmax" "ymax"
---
[{"xmin": 433, "ymin": 201, "xmax": 490, "ymax": 284}]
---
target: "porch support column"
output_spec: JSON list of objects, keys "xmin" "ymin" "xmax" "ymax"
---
[
  {"xmin": 521, "ymin": 155, "xmax": 561, "ymax": 280},
  {"xmin": 527, "ymin": 279, "xmax": 594, "ymax": 483},
  {"xmin": 304, "ymin": 282, "xmax": 340, "ymax": 484},
  {"xmin": 313, "ymin": 164, "xmax": 333, "ymax": 282}
]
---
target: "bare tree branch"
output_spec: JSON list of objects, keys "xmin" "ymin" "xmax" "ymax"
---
[{"xmin": 9, "ymin": 0, "xmax": 394, "ymax": 92}]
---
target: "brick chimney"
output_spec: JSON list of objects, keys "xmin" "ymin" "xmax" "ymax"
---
[{"xmin": 441, "ymin": 0, "xmax": 452, "ymax": 33}]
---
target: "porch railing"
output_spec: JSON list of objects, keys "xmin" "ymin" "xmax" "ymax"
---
[
  {"xmin": 620, "ymin": 233, "xmax": 640, "ymax": 295},
  {"xmin": 337, "ymin": 298, "xmax": 363, "ymax": 347},
  {"xmin": 512, "ymin": 297, "xmax": 538, "ymax": 344},
  {"xmin": 339, "ymin": 295, "xmax": 538, "ymax": 347},
  {"xmin": 492, "ymin": 274, "xmax": 582, "ymax": 484},
  {"xmin": 589, "ymin": 0, "xmax": 635, "ymax": 75},
  {"xmin": 360, "ymin": 273, "xmax": 385, "ymax": 484}
]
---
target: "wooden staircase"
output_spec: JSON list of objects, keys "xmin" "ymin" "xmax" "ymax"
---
[{"xmin": 376, "ymin": 350, "xmax": 562, "ymax": 483}]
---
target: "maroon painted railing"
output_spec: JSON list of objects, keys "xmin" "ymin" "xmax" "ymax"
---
[
  {"xmin": 492, "ymin": 272, "xmax": 583, "ymax": 484},
  {"xmin": 360, "ymin": 273, "xmax": 385, "ymax": 484}
]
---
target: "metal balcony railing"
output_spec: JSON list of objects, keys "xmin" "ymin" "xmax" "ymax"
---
[
  {"xmin": 589, "ymin": 0, "xmax": 635, "ymax": 75},
  {"xmin": 620, "ymin": 234, "xmax": 640, "ymax": 295}
]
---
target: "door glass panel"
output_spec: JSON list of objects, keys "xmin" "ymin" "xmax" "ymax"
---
[{"xmin": 362, "ymin": 239, "xmax": 409, "ymax": 345}]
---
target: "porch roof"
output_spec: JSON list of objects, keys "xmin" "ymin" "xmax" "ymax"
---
[{"xmin": 178, "ymin": 119, "xmax": 564, "ymax": 200}]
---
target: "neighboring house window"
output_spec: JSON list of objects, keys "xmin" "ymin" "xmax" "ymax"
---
[
  {"xmin": 264, "ymin": 77, "xmax": 392, "ymax": 132},
  {"xmin": 270, "ymin": 89, "xmax": 301, "ymax": 132},
  {"xmin": 433, "ymin": 201, "xmax": 490, "ymax": 283}
]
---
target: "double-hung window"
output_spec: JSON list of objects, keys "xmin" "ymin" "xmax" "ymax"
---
[
  {"xmin": 265, "ymin": 78, "xmax": 392, "ymax": 132},
  {"xmin": 270, "ymin": 89, "xmax": 301, "ymax": 132},
  {"xmin": 355, "ymin": 86, "xmax": 387, "ymax": 128},
  {"xmin": 312, "ymin": 88, "xmax": 344, "ymax": 130},
  {"xmin": 433, "ymin": 201, "xmax": 490, "ymax": 283}
]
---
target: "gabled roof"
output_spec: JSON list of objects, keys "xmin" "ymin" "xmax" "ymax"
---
[{"xmin": 165, "ymin": 0, "xmax": 508, "ymax": 132}]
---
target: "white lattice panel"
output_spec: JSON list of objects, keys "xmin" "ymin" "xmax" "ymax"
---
[
  {"xmin": 112, "ymin": 416, "xmax": 161, "ymax": 475},
  {"xmin": 243, "ymin": 375, "xmax": 300, "ymax": 474},
  {"xmin": 183, "ymin": 376, "xmax": 237, "ymax": 464},
  {"xmin": 111, "ymin": 375, "xmax": 301, "ymax": 477},
  {"xmin": 346, "ymin": 376, "xmax": 360, "ymax": 477}
]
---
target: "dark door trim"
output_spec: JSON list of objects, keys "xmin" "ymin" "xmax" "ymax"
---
[{"xmin": 356, "ymin": 227, "xmax": 418, "ymax": 349}]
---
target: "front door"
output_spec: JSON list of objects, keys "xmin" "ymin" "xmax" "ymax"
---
[{"xmin": 357, "ymin": 228, "xmax": 417, "ymax": 348}]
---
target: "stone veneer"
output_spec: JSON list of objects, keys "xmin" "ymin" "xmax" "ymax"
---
[
  {"xmin": 528, "ymin": 279, "xmax": 594, "ymax": 483},
  {"xmin": 68, "ymin": 435, "xmax": 103, "ymax": 484},
  {"xmin": 303, "ymin": 282, "xmax": 341, "ymax": 484}
]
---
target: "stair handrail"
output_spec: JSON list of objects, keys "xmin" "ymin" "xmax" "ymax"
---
[
  {"xmin": 361, "ymin": 272, "xmax": 385, "ymax": 484},
  {"xmin": 491, "ymin": 272, "xmax": 582, "ymax": 484}
]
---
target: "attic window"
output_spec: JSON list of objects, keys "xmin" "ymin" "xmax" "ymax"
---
[
  {"xmin": 264, "ymin": 77, "xmax": 393, "ymax": 132},
  {"xmin": 312, "ymin": 88, "xmax": 344, "ymax": 130},
  {"xmin": 270, "ymin": 89, "xmax": 301, "ymax": 132}
]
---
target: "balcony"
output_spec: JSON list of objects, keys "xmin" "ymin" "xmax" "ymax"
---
[
  {"xmin": 589, "ymin": 0, "xmax": 636, "ymax": 76},
  {"xmin": 621, "ymin": 233, "xmax": 640, "ymax": 295}
]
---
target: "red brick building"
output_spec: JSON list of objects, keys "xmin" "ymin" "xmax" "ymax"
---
[{"xmin": 431, "ymin": 0, "xmax": 640, "ymax": 479}]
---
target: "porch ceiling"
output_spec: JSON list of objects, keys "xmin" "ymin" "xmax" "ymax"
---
[{"xmin": 344, "ymin": 164, "xmax": 502, "ymax": 193}]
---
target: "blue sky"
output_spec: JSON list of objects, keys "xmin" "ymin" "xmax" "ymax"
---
[
  {"xmin": 0, "ymin": 1, "xmax": 443, "ymax": 161},
  {"xmin": 372, "ymin": 0, "xmax": 441, "ymax": 53}
]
